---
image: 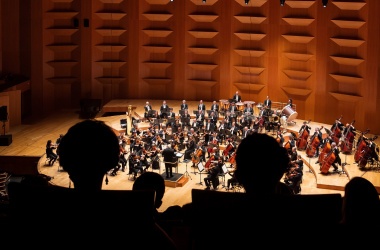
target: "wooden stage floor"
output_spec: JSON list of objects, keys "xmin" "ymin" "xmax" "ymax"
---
[{"xmin": 100, "ymin": 99, "xmax": 380, "ymax": 193}]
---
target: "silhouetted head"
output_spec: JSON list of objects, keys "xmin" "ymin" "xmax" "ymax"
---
[
  {"xmin": 341, "ymin": 177, "xmax": 380, "ymax": 226},
  {"xmin": 133, "ymin": 172, "xmax": 165, "ymax": 209},
  {"xmin": 58, "ymin": 119, "xmax": 120, "ymax": 191},
  {"xmin": 235, "ymin": 133, "xmax": 289, "ymax": 195}
]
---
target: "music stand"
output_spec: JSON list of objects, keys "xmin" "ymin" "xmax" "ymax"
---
[
  {"xmin": 179, "ymin": 109, "xmax": 185, "ymax": 116},
  {"xmin": 340, "ymin": 153, "xmax": 349, "ymax": 176},
  {"xmin": 206, "ymin": 110, "xmax": 212, "ymax": 116},
  {"xmin": 193, "ymin": 110, "xmax": 199, "ymax": 115},
  {"xmin": 182, "ymin": 159, "xmax": 192, "ymax": 180},
  {"xmin": 147, "ymin": 110, "xmax": 156, "ymax": 118},
  {"xmin": 196, "ymin": 162, "xmax": 205, "ymax": 185},
  {"xmin": 219, "ymin": 164, "xmax": 228, "ymax": 188}
]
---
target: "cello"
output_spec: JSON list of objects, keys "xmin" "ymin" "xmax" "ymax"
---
[
  {"xmin": 305, "ymin": 126, "xmax": 323, "ymax": 157},
  {"xmin": 204, "ymin": 155, "xmax": 215, "ymax": 170},
  {"xmin": 340, "ymin": 120, "xmax": 355, "ymax": 154},
  {"xmin": 192, "ymin": 148, "xmax": 203, "ymax": 165},
  {"xmin": 296, "ymin": 120, "xmax": 311, "ymax": 150},
  {"xmin": 320, "ymin": 150, "xmax": 336, "ymax": 174}
]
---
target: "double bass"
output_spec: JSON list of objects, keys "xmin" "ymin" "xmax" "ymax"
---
[
  {"xmin": 331, "ymin": 115, "xmax": 343, "ymax": 144},
  {"xmin": 305, "ymin": 126, "xmax": 323, "ymax": 157},
  {"xmin": 340, "ymin": 120, "xmax": 355, "ymax": 154},
  {"xmin": 318, "ymin": 140, "xmax": 331, "ymax": 165},
  {"xmin": 204, "ymin": 155, "xmax": 215, "ymax": 170},
  {"xmin": 320, "ymin": 150, "xmax": 336, "ymax": 174},
  {"xmin": 296, "ymin": 120, "xmax": 311, "ymax": 150},
  {"xmin": 354, "ymin": 129, "xmax": 370, "ymax": 162}
]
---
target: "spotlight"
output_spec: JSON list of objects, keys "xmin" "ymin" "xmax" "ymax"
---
[
  {"xmin": 202, "ymin": 0, "xmax": 206, "ymax": 3},
  {"xmin": 170, "ymin": 0, "xmax": 173, "ymax": 2},
  {"xmin": 280, "ymin": 0, "xmax": 285, "ymax": 6},
  {"xmin": 322, "ymin": 0, "xmax": 328, "ymax": 7},
  {"xmin": 245, "ymin": 0, "xmax": 249, "ymax": 5}
]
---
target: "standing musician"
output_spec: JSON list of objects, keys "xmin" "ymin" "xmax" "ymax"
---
[
  {"xmin": 144, "ymin": 101, "xmax": 153, "ymax": 119},
  {"xmin": 299, "ymin": 121, "xmax": 311, "ymax": 135},
  {"xmin": 368, "ymin": 140, "xmax": 379, "ymax": 164},
  {"xmin": 330, "ymin": 142, "xmax": 341, "ymax": 171},
  {"xmin": 231, "ymin": 91, "xmax": 242, "ymax": 103},
  {"xmin": 204, "ymin": 156, "xmax": 223, "ymax": 190},
  {"xmin": 263, "ymin": 96, "xmax": 272, "ymax": 109},
  {"xmin": 46, "ymin": 140, "xmax": 58, "ymax": 166},
  {"xmin": 315, "ymin": 135, "xmax": 334, "ymax": 164},
  {"xmin": 330, "ymin": 119, "xmax": 344, "ymax": 142},
  {"xmin": 312, "ymin": 127, "xmax": 323, "ymax": 157},
  {"xmin": 197, "ymin": 100, "xmax": 206, "ymax": 111},
  {"xmin": 161, "ymin": 143, "xmax": 176, "ymax": 179},
  {"xmin": 180, "ymin": 99, "xmax": 188, "ymax": 110},
  {"xmin": 286, "ymin": 98, "xmax": 293, "ymax": 108},
  {"xmin": 210, "ymin": 100, "xmax": 219, "ymax": 113},
  {"xmin": 160, "ymin": 100, "xmax": 170, "ymax": 118},
  {"xmin": 284, "ymin": 135, "xmax": 296, "ymax": 155}
]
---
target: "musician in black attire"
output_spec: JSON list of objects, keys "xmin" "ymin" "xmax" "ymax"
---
[
  {"xmin": 180, "ymin": 109, "xmax": 191, "ymax": 129},
  {"xmin": 197, "ymin": 100, "xmax": 206, "ymax": 111},
  {"xmin": 184, "ymin": 136, "xmax": 196, "ymax": 162},
  {"xmin": 231, "ymin": 91, "xmax": 242, "ymax": 103},
  {"xmin": 299, "ymin": 121, "xmax": 311, "ymax": 134},
  {"xmin": 331, "ymin": 142, "xmax": 341, "ymax": 171},
  {"xmin": 312, "ymin": 127, "xmax": 323, "ymax": 157},
  {"xmin": 160, "ymin": 100, "xmax": 170, "ymax": 118},
  {"xmin": 263, "ymin": 96, "xmax": 272, "ymax": 109},
  {"xmin": 180, "ymin": 100, "xmax": 188, "ymax": 110},
  {"xmin": 144, "ymin": 101, "xmax": 153, "ymax": 119},
  {"xmin": 161, "ymin": 143, "xmax": 176, "ymax": 178},
  {"xmin": 330, "ymin": 119, "xmax": 344, "ymax": 138},
  {"xmin": 46, "ymin": 140, "xmax": 58, "ymax": 166},
  {"xmin": 210, "ymin": 101, "xmax": 219, "ymax": 113},
  {"xmin": 204, "ymin": 156, "xmax": 223, "ymax": 190}
]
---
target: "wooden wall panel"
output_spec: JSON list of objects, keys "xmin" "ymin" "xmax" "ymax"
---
[{"xmin": 1, "ymin": 0, "xmax": 380, "ymax": 134}]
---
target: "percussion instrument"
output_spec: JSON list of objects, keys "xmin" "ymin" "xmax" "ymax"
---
[
  {"xmin": 219, "ymin": 99, "xmax": 228, "ymax": 110},
  {"xmin": 223, "ymin": 101, "xmax": 230, "ymax": 111},
  {"xmin": 236, "ymin": 102, "xmax": 244, "ymax": 111},
  {"xmin": 256, "ymin": 103, "xmax": 263, "ymax": 108},
  {"xmin": 280, "ymin": 116, "xmax": 287, "ymax": 126},
  {"xmin": 280, "ymin": 106, "xmax": 298, "ymax": 122}
]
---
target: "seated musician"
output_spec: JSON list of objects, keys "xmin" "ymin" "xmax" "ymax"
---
[
  {"xmin": 160, "ymin": 100, "xmax": 169, "ymax": 119},
  {"xmin": 180, "ymin": 109, "xmax": 191, "ymax": 129},
  {"xmin": 276, "ymin": 130, "xmax": 284, "ymax": 145},
  {"xmin": 284, "ymin": 162, "xmax": 302, "ymax": 194},
  {"xmin": 229, "ymin": 122, "xmax": 239, "ymax": 137},
  {"xmin": 243, "ymin": 103, "xmax": 253, "ymax": 116},
  {"xmin": 204, "ymin": 118, "xmax": 215, "ymax": 133},
  {"xmin": 208, "ymin": 111, "xmax": 218, "ymax": 126},
  {"xmin": 180, "ymin": 99, "xmax": 188, "ymax": 110},
  {"xmin": 128, "ymin": 153, "xmax": 144, "ymax": 180},
  {"xmin": 184, "ymin": 135, "xmax": 196, "ymax": 163},
  {"xmin": 241, "ymin": 126, "xmax": 251, "ymax": 139},
  {"xmin": 110, "ymin": 145, "xmax": 128, "ymax": 176},
  {"xmin": 204, "ymin": 156, "xmax": 223, "ymax": 190},
  {"xmin": 368, "ymin": 140, "xmax": 379, "ymax": 163},
  {"xmin": 193, "ymin": 110, "xmax": 205, "ymax": 129},
  {"xmin": 226, "ymin": 165, "xmax": 239, "ymax": 191},
  {"xmin": 210, "ymin": 100, "xmax": 219, "ymax": 113},
  {"xmin": 252, "ymin": 117, "xmax": 260, "ymax": 133}
]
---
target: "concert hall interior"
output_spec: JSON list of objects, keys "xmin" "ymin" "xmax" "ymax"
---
[{"xmin": 1, "ymin": 1, "xmax": 380, "ymax": 245}]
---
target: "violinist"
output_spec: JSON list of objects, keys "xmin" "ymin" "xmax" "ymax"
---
[
  {"xmin": 128, "ymin": 152, "xmax": 145, "ymax": 180},
  {"xmin": 110, "ymin": 145, "xmax": 128, "ymax": 176},
  {"xmin": 229, "ymin": 121, "xmax": 239, "ymax": 137},
  {"xmin": 226, "ymin": 165, "xmax": 238, "ymax": 191},
  {"xmin": 204, "ymin": 156, "xmax": 223, "ymax": 190},
  {"xmin": 130, "ymin": 124, "xmax": 142, "ymax": 136}
]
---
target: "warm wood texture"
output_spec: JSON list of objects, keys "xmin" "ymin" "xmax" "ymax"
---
[
  {"xmin": 1, "ymin": 99, "xmax": 380, "ymax": 213},
  {"xmin": 0, "ymin": 0, "xmax": 379, "ymax": 133}
]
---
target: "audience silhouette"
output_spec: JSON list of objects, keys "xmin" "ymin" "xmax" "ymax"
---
[{"xmin": 7, "ymin": 119, "xmax": 177, "ymax": 249}]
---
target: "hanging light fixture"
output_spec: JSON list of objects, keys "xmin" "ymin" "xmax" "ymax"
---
[
  {"xmin": 322, "ymin": 0, "xmax": 328, "ymax": 7},
  {"xmin": 280, "ymin": 0, "xmax": 285, "ymax": 6},
  {"xmin": 202, "ymin": 0, "xmax": 206, "ymax": 3},
  {"xmin": 244, "ymin": 0, "xmax": 249, "ymax": 5}
]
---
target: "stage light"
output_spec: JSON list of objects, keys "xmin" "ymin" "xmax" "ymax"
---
[
  {"xmin": 202, "ymin": 0, "xmax": 206, "ymax": 3},
  {"xmin": 245, "ymin": 0, "xmax": 249, "ymax": 5},
  {"xmin": 170, "ymin": 0, "xmax": 173, "ymax": 2},
  {"xmin": 280, "ymin": 0, "xmax": 285, "ymax": 6},
  {"xmin": 322, "ymin": 0, "xmax": 328, "ymax": 7}
]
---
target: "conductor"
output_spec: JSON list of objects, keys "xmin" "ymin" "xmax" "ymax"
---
[{"xmin": 162, "ymin": 143, "xmax": 176, "ymax": 179}]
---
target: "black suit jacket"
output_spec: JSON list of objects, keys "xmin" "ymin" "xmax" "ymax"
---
[
  {"xmin": 198, "ymin": 104, "xmax": 206, "ymax": 111},
  {"xmin": 180, "ymin": 104, "xmax": 188, "ymax": 110},
  {"xmin": 162, "ymin": 147, "xmax": 176, "ymax": 162}
]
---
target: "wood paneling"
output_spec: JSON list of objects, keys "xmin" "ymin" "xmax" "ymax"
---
[{"xmin": 1, "ymin": 0, "xmax": 380, "ymax": 134}]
